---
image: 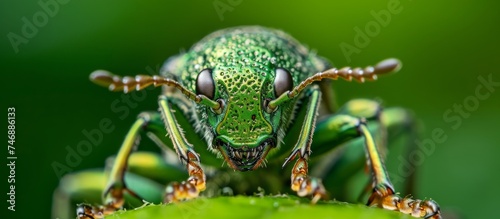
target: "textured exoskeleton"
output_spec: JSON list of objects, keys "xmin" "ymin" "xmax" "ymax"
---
[{"xmin": 53, "ymin": 26, "xmax": 441, "ymax": 219}]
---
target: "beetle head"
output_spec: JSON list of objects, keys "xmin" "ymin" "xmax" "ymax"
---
[{"xmin": 195, "ymin": 62, "xmax": 294, "ymax": 171}]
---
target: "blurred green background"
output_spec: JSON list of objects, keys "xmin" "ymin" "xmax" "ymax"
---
[{"xmin": 1, "ymin": 0, "xmax": 499, "ymax": 218}]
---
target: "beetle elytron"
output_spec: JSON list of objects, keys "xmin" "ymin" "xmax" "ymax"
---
[{"xmin": 53, "ymin": 26, "xmax": 441, "ymax": 219}]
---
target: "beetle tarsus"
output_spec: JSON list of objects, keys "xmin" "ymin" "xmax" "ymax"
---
[
  {"xmin": 367, "ymin": 184, "xmax": 442, "ymax": 218},
  {"xmin": 164, "ymin": 181, "xmax": 200, "ymax": 203},
  {"xmin": 290, "ymin": 157, "xmax": 327, "ymax": 203},
  {"xmin": 164, "ymin": 153, "xmax": 206, "ymax": 203},
  {"xmin": 75, "ymin": 182, "xmax": 137, "ymax": 218},
  {"xmin": 76, "ymin": 203, "xmax": 116, "ymax": 219}
]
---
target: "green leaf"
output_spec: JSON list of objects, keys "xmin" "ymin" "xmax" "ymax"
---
[{"xmin": 106, "ymin": 195, "xmax": 413, "ymax": 219}]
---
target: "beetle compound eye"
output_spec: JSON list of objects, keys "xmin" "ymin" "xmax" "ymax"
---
[
  {"xmin": 196, "ymin": 69, "xmax": 215, "ymax": 99},
  {"xmin": 274, "ymin": 68, "xmax": 293, "ymax": 97}
]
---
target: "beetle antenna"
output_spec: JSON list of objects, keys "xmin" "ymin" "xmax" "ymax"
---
[
  {"xmin": 90, "ymin": 70, "xmax": 221, "ymax": 109},
  {"xmin": 268, "ymin": 58, "xmax": 401, "ymax": 109}
]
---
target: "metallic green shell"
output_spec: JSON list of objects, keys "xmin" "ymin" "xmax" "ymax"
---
[{"xmin": 164, "ymin": 26, "xmax": 327, "ymax": 150}]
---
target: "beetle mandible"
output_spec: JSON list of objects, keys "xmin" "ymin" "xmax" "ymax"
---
[{"xmin": 58, "ymin": 26, "xmax": 441, "ymax": 219}]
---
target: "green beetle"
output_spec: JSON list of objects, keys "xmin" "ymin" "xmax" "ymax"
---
[{"xmin": 53, "ymin": 26, "xmax": 441, "ymax": 219}]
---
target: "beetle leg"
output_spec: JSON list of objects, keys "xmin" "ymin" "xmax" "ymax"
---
[
  {"xmin": 315, "ymin": 100, "xmax": 420, "ymax": 199},
  {"xmin": 311, "ymin": 99, "xmax": 387, "ymax": 201},
  {"xmin": 71, "ymin": 93, "xmax": 212, "ymax": 218},
  {"xmin": 309, "ymin": 108, "xmax": 441, "ymax": 218},
  {"xmin": 282, "ymin": 86, "xmax": 327, "ymax": 203},
  {"xmin": 359, "ymin": 124, "xmax": 441, "ymax": 219},
  {"xmin": 53, "ymin": 169, "xmax": 160, "ymax": 219},
  {"xmin": 158, "ymin": 95, "xmax": 206, "ymax": 203},
  {"xmin": 76, "ymin": 116, "xmax": 152, "ymax": 218},
  {"xmin": 73, "ymin": 112, "xmax": 175, "ymax": 218}
]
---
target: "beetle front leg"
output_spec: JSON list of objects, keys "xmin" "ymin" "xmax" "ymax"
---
[
  {"xmin": 283, "ymin": 86, "xmax": 326, "ymax": 203},
  {"xmin": 163, "ymin": 151, "xmax": 205, "ymax": 202},
  {"xmin": 158, "ymin": 95, "xmax": 206, "ymax": 203}
]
